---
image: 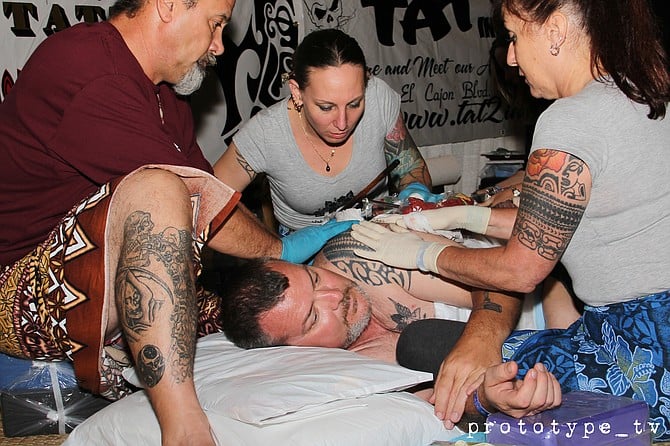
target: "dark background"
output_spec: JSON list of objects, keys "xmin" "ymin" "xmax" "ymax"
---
[{"xmin": 650, "ymin": 0, "xmax": 670, "ymax": 59}]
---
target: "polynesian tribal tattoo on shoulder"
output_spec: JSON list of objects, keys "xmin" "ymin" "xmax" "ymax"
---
[
  {"xmin": 115, "ymin": 210, "xmax": 198, "ymax": 387},
  {"xmin": 513, "ymin": 150, "xmax": 587, "ymax": 261},
  {"xmin": 321, "ymin": 234, "xmax": 411, "ymax": 289}
]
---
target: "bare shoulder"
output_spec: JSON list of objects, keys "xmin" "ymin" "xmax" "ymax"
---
[
  {"xmin": 316, "ymin": 231, "xmax": 435, "ymax": 332},
  {"xmin": 315, "ymin": 231, "xmax": 413, "ymax": 289}
]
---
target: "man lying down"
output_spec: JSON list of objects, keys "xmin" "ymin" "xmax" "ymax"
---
[
  {"xmin": 216, "ymin": 230, "xmax": 577, "ymax": 363},
  {"xmin": 214, "ymin": 230, "xmax": 568, "ymax": 424}
]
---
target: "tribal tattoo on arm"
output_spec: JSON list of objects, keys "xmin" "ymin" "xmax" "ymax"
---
[
  {"xmin": 322, "ymin": 233, "xmax": 428, "ymax": 330},
  {"xmin": 235, "ymin": 148, "xmax": 257, "ymax": 182},
  {"xmin": 321, "ymin": 232, "xmax": 411, "ymax": 289},
  {"xmin": 512, "ymin": 150, "xmax": 589, "ymax": 261},
  {"xmin": 383, "ymin": 114, "xmax": 430, "ymax": 190},
  {"xmin": 115, "ymin": 211, "xmax": 198, "ymax": 388}
]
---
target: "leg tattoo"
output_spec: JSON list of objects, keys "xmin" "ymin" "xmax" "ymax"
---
[
  {"xmin": 137, "ymin": 344, "xmax": 166, "ymax": 388},
  {"xmin": 115, "ymin": 211, "xmax": 197, "ymax": 386}
]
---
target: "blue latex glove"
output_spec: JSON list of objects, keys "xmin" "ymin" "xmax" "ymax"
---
[
  {"xmin": 280, "ymin": 219, "xmax": 356, "ymax": 263},
  {"xmin": 397, "ymin": 182, "xmax": 443, "ymax": 203}
]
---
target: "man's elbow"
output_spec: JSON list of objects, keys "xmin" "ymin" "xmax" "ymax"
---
[
  {"xmin": 513, "ymin": 281, "xmax": 540, "ymax": 294},
  {"xmin": 505, "ymin": 264, "xmax": 548, "ymax": 294}
]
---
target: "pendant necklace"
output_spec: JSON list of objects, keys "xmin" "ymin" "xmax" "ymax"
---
[{"xmin": 298, "ymin": 110, "xmax": 335, "ymax": 172}]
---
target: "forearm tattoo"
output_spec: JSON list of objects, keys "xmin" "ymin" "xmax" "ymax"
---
[
  {"xmin": 115, "ymin": 211, "xmax": 198, "ymax": 387},
  {"xmin": 384, "ymin": 115, "xmax": 429, "ymax": 189},
  {"xmin": 321, "ymin": 233, "xmax": 411, "ymax": 289},
  {"xmin": 387, "ymin": 297, "xmax": 425, "ymax": 331},
  {"xmin": 136, "ymin": 344, "xmax": 165, "ymax": 388},
  {"xmin": 512, "ymin": 150, "xmax": 587, "ymax": 261},
  {"xmin": 235, "ymin": 148, "xmax": 256, "ymax": 182},
  {"xmin": 477, "ymin": 291, "xmax": 502, "ymax": 313}
]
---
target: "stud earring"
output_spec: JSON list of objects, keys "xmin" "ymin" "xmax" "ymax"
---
[{"xmin": 550, "ymin": 37, "xmax": 563, "ymax": 56}]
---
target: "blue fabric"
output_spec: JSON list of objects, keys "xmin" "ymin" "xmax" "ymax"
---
[
  {"xmin": 397, "ymin": 182, "xmax": 443, "ymax": 203},
  {"xmin": 502, "ymin": 290, "xmax": 670, "ymax": 441},
  {"xmin": 450, "ymin": 431, "xmax": 487, "ymax": 442}
]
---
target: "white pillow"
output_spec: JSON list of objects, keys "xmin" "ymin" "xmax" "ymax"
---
[
  {"xmin": 66, "ymin": 333, "xmax": 460, "ymax": 446},
  {"xmin": 122, "ymin": 332, "xmax": 433, "ymax": 425},
  {"xmin": 64, "ymin": 389, "xmax": 460, "ymax": 446}
]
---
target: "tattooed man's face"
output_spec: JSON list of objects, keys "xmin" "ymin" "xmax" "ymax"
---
[{"xmin": 259, "ymin": 261, "xmax": 372, "ymax": 348}]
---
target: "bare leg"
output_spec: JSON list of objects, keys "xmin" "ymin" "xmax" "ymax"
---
[{"xmin": 109, "ymin": 169, "xmax": 214, "ymax": 446}]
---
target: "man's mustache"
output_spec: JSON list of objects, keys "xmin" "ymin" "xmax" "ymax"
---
[{"xmin": 198, "ymin": 53, "xmax": 217, "ymax": 69}]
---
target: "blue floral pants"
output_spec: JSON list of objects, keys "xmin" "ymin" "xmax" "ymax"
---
[{"xmin": 502, "ymin": 290, "xmax": 670, "ymax": 441}]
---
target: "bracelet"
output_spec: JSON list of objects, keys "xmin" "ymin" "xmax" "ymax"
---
[{"xmin": 473, "ymin": 389, "xmax": 492, "ymax": 418}]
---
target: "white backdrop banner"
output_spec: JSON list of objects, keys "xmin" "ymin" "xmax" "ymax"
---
[{"xmin": 1, "ymin": 0, "xmax": 522, "ymax": 162}]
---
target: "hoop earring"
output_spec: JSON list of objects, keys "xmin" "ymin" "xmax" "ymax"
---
[{"xmin": 290, "ymin": 96, "xmax": 303, "ymax": 113}]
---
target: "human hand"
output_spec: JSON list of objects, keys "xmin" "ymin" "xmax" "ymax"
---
[
  {"xmin": 281, "ymin": 219, "xmax": 356, "ymax": 263},
  {"xmin": 397, "ymin": 182, "xmax": 443, "ymax": 203},
  {"xmin": 374, "ymin": 206, "xmax": 491, "ymax": 235},
  {"xmin": 160, "ymin": 405, "xmax": 216, "ymax": 446},
  {"xmin": 430, "ymin": 336, "xmax": 500, "ymax": 428},
  {"xmin": 482, "ymin": 361, "xmax": 562, "ymax": 418},
  {"xmin": 351, "ymin": 221, "xmax": 447, "ymax": 272},
  {"xmin": 162, "ymin": 427, "xmax": 216, "ymax": 446}
]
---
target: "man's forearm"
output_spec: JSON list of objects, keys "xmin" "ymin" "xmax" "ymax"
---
[
  {"xmin": 435, "ymin": 245, "xmax": 540, "ymax": 293},
  {"xmin": 458, "ymin": 290, "xmax": 522, "ymax": 363},
  {"xmin": 485, "ymin": 208, "xmax": 518, "ymax": 240},
  {"xmin": 206, "ymin": 204, "xmax": 282, "ymax": 258},
  {"xmin": 455, "ymin": 290, "xmax": 522, "ymax": 427},
  {"xmin": 469, "ymin": 290, "xmax": 521, "ymax": 339}
]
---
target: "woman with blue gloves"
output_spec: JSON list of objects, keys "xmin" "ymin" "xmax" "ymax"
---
[{"xmin": 214, "ymin": 29, "xmax": 431, "ymax": 245}]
